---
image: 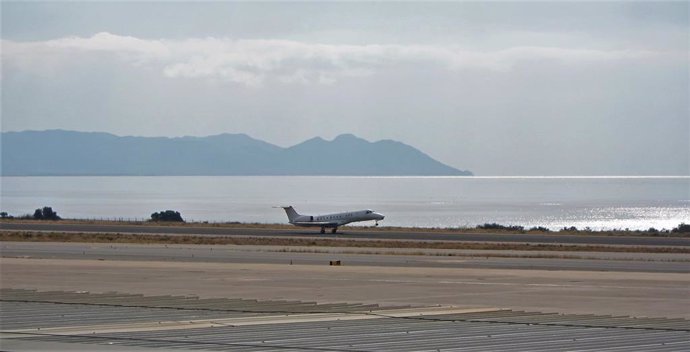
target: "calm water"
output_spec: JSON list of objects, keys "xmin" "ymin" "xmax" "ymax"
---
[{"xmin": 1, "ymin": 176, "xmax": 688, "ymax": 231}]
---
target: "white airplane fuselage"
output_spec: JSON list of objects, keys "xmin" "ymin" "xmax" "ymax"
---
[{"xmin": 280, "ymin": 206, "xmax": 384, "ymax": 234}]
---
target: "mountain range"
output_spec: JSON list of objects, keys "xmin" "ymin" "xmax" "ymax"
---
[{"xmin": 0, "ymin": 130, "xmax": 472, "ymax": 176}]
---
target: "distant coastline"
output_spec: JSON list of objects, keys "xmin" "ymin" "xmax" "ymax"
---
[
  {"xmin": 0, "ymin": 130, "xmax": 472, "ymax": 177},
  {"xmin": 1, "ymin": 175, "xmax": 688, "ymax": 179}
]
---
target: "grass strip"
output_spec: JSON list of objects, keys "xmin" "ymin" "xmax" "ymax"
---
[{"xmin": 1, "ymin": 231, "xmax": 688, "ymax": 254}]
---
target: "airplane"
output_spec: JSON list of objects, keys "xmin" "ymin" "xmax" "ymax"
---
[{"xmin": 278, "ymin": 206, "xmax": 384, "ymax": 234}]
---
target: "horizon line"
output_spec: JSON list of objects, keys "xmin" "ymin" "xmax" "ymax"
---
[{"xmin": 1, "ymin": 175, "xmax": 688, "ymax": 179}]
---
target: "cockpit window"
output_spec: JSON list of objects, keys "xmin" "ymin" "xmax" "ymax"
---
[{"xmin": 365, "ymin": 210, "xmax": 372, "ymax": 214}]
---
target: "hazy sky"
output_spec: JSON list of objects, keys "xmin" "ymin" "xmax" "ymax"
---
[{"xmin": 2, "ymin": 1, "xmax": 688, "ymax": 175}]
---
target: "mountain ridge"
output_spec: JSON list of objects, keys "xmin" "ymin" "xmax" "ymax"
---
[{"xmin": 1, "ymin": 130, "xmax": 472, "ymax": 176}]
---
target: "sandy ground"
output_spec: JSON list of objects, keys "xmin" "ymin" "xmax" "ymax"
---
[{"xmin": 2, "ymin": 249, "xmax": 689, "ymax": 318}]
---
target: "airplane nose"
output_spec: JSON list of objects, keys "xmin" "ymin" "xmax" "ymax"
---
[{"xmin": 375, "ymin": 213, "xmax": 385, "ymax": 220}]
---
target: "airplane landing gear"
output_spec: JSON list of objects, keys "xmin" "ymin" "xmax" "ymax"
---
[
  {"xmin": 331, "ymin": 227, "xmax": 338, "ymax": 234},
  {"xmin": 375, "ymin": 221, "xmax": 379, "ymax": 226},
  {"xmin": 320, "ymin": 227, "xmax": 325, "ymax": 234}
]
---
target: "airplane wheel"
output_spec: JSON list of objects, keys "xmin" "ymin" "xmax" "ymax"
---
[
  {"xmin": 320, "ymin": 228, "xmax": 325, "ymax": 234},
  {"xmin": 331, "ymin": 228, "xmax": 337, "ymax": 234}
]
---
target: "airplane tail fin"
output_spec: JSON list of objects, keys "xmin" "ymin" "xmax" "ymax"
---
[{"xmin": 280, "ymin": 206, "xmax": 300, "ymax": 222}]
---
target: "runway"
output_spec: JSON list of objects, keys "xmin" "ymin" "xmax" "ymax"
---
[
  {"xmin": 3, "ymin": 239, "xmax": 689, "ymax": 351},
  {"xmin": 2, "ymin": 222, "xmax": 688, "ymax": 246},
  {"xmin": 2, "ymin": 242, "xmax": 689, "ymax": 273},
  {"xmin": 4, "ymin": 289, "xmax": 688, "ymax": 352},
  {"xmin": 2, "ymin": 252, "xmax": 689, "ymax": 319}
]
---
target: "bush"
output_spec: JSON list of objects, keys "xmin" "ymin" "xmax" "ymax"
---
[
  {"xmin": 528, "ymin": 226, "xmax": 551, "ymax": 232},
  {"xmin": 32, "ymin": 207, "xmax": 61, "ymax": 220},
  {"xmin": 150, "ymin": 210, "xmax": 184, "ymax": 222},
  {"xmin": 671, "ymin": 223, "xmax": 690, "ymax": 233},
  {"xmin": 477, "ymin": 223, "xmax": 524, "ymax": 231}
]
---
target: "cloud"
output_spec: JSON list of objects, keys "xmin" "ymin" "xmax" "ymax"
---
[
  {"xmin": 47, "ymin": 32, "xmax": 171, "ymax": 64},
  {"xmin": 2, "ymin": 32, "xmax": 675, "ymax": 86}
]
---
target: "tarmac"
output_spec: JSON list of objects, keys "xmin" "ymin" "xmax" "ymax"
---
[
  {"xmin": 2, "ymin": 242, "xmax": 689, "ymax": 319},
  {"xmin": 2, "ymin": 241, "xmax": 689, "ymax": 272},
  {"xmin": 3, "ymin": 288, "xmax": 689, "ymax": 352},
  {"xmin": 2, "ymin": 236, "xmax": 689, "ymax": 351}
]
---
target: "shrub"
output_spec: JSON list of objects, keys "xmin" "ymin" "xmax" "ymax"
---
[
  {"xmin": 32, "ymin": 207, "xmax": 61, "ymax": 220},
  {"xmin": 150, "ymin": 210, "xmax": 184, "ymax": 222},
  {"xmin": 671, "ymin": 223, "xmax": 690, "ymax": 233},
  {"xmin": 477, "ymin": 223, "xmax": 524, "ymax": 231}
]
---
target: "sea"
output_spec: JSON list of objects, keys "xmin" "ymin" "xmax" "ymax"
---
[{"xmin": 1, "ymin": 176, "xmax": 688, "ymax": 231}]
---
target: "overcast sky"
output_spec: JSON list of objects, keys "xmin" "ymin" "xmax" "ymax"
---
[{"xmin": 2, "ymin": 1, "xmax": 688, "ymax": 175}]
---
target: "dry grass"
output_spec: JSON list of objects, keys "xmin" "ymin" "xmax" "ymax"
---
[
  {"xmin": 266, "ymin": 247, "xmax": 690, "ymax": 262},
  {"xmin": 1, "ymin": 231, "xmax": 688, "ymax": 254}
]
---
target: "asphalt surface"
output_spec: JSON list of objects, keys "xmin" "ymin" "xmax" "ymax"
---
[
  {"xmin": 4, "ymin": 289, "xmax": 688, "ymax": 352},
  {"xmin": 4, "ymin": 250, "xmax": 690, "ymax": 319},
  {"xmin": 2, "ymin": 222, "xmax": 689, "ymax": 246},
  {"xmin": 2, "ymin": 242, "xmax": 688, "ymax": 273}
]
